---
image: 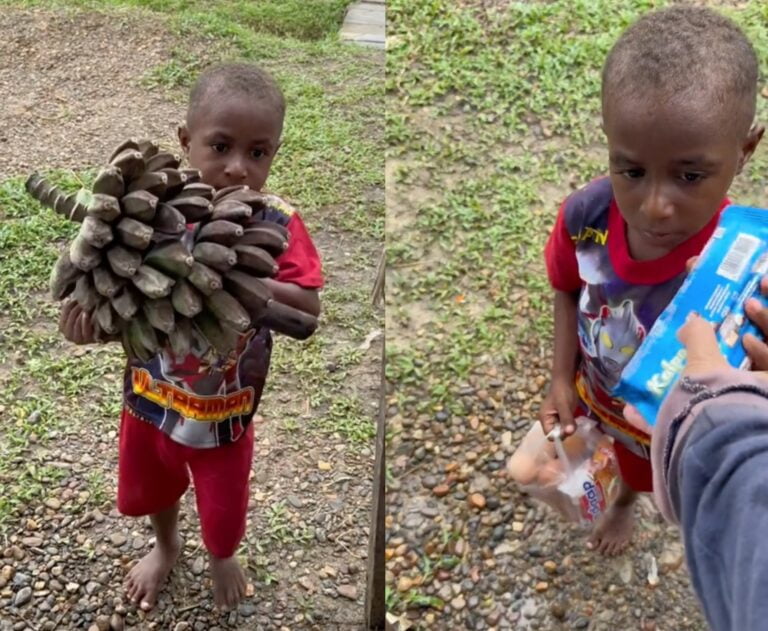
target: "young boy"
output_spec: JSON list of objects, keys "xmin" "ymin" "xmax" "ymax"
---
[
  {"xmin": 59, "ymin": 63, "xmax": 323, "ymax": 609},
  {"xmin": 541, "ymin": 5, "xmax": 763, "ymax": 555}
]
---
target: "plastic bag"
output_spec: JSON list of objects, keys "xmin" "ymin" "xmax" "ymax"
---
[
  {"xmin": 614, "ymin": 205, "xmax": 768, "ymax": 425},
  {"xmin": 507, "ymin": 417, "xmax": 620, "ymax": 528}
]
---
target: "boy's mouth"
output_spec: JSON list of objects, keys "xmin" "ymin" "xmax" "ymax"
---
[{"xmin": 642, "ymin": 229, "xmax": 686, "ymax": 246}]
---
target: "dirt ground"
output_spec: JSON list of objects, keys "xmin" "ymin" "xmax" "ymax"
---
[{"xmin": 0, "ymin": 6, "xmax": 382, "ymax": 631}]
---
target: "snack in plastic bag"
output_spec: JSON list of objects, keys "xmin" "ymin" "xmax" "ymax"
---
[
  {"xmin": 614, "ymin": 205, "xmax": 768, "ymax": 425},
  {"xmin": 507, "ymin": 417, "xmax": 620, "ymax": 528}
]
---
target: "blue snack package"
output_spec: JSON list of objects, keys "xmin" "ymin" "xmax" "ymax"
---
[{"xmin": 613, "ymin": 205, "xmax": 768, "ymax": 425}]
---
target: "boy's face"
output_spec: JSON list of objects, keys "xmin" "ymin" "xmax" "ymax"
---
[
  {"xmin": 603, "ymin": 93, "xmax": 763, "ymax": 260},
  {"xmin": 179, "ymin": 95, "xmax": 283, "ymax": 192}
]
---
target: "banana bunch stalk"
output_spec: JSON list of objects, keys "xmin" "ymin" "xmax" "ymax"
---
[{"xmin": 27, "ymin": 138, "xmax": 318, "ymax": 362}]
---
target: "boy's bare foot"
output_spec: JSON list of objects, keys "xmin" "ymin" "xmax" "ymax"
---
[
  {"xmin": 210, "ymin": 554, "xmax": 247, "ymax": 610},
  {"xmin": 125, "ymin": 536, "xmax": 181, "ymax": 610},
  {"xmin": 587, "ymin": 499, "xmax": 636, "ymax": 555}
]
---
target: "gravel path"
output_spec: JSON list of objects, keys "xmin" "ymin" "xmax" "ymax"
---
[{"xmin": 386, "ymin": 350, "xmax": 707, "ymax": 630}]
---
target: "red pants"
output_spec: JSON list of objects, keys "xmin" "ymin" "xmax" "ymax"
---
[
  {"xmin": 612, "ymin": 439, "xmax": 653, "ymax": 493},
  {"xmin": 117, "ymin": 409, "xmax": 254, "ymax": 558}
]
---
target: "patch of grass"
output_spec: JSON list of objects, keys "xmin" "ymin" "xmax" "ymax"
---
[
  {"xmin": 264, "ymin": 501, "xmax": 313, "ymax": 545},
  {"xmin": 315, "ymin": 395, "xmax": 375, "ymax": 443}
]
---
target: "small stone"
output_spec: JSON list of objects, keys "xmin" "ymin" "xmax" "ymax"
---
[
  {"xmin": 132, "ymin": 536, "xmax": 145, "ymax": 550},
  {"xmin": 450, "ymin": 594, "xmax": 466, "ymax": 610},
  {"xmin": 286, "ymin": 495, "xmax": 303, "ymax": 509},
  {"xmin": 108, "ymin": 533, "xmax": 127, "ymax": 547},
  {"xmin": 317, "ymin": 461, "xmax": 332, "ymax": 471},
  {"xmin": 44, "ymin": 498, "xmax": 61, "ymax": 510},
  {"xmin": 659, "ymin": 542, "xmax": 684, "ymax": 573},
  {"xmin": 501, "ymin": 431, "xmax": 513, "ymax": 447},
  {"xmin": 543, "ymin": 561, "xmax": 557, "ymax": 574},
  {"xmin": 512, "ymin": 521, "xmax": 524, "ymax": 533},
  {"xmin": 14, "ymin": 586, "xmax": 32, "ymax": 606},
  {"xmin": 535, "ymin": 581, "xmax": 548, "ymax": 592},
  {"xmin": 468, "ymin": 493, "xmax": 486, "ymax": 509},
  {"xmin": 174, "ymin": 623, "xmax": 190, "ymax": 631},
  {"xmin": 110, "ymin": 613, "xmax": 124, "ymax": 631},
  {"xmin": 397, "ymin": 576, "xmax": 413, "ymax": 592},
  {"xmin": 572, "ymin": 617, "xmax": 590, "ymax": 629},
  {"xmin": 421, "ymin": 475, "xmax": 438, "ymax": 490},
  {"xmin": 21, "ymin": 537, "xmax": 43, "ymax": 548},
  {"xmin": 432, "ymin": 484, "xmax": 450, "ymax": 497},
  {"xmin": 85, "ymin": 581, "xmax": 100, "ymax": 595},
  {"xmin": 298, "ymin": 576, "xmax": 315, "ymax": 592},
  {"xmin": 65, "ymin": 581, "xmax": 79, "ymax": 593},
  {"xmin": 336, "ymin": 584, "xmax": 357, "ymax": 600},
  {"xmin": 192, "ymin": 557, "xmax": 205, "ymax": 575},
  {"xmin": 27, "ymin": 410, "xmax": 42, "ymax": 425},
  {"xmin": 95, "ymin": 615, "xmax": 110, "ymax": 631},
  {"xmin": 550, "ymin": 601, "xmax": 566, "ymax": 620}
]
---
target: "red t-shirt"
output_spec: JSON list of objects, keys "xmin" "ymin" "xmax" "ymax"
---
[
  {"xmin": 544, "ymin": 176, "xmax": 727, "ymax": 454},
  {"xmin": 124, "ymin": 195, "xmax": 324, "ymax": 448}
]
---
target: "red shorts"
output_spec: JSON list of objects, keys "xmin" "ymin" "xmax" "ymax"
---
[{"xmin": 117, "ymin": 409, "xmax": 254, "ymax": 558}]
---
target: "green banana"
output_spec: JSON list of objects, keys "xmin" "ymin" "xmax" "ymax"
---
[
  {"xmin": 146, "ymin": 152, "xmax": 180, "ymax": 172},
  {"xmin": 130, "ymin": 314, "xmax": 160, "ymax": 360},
  {"xmin": 223, "ymin": 269, "xmax": 272, "ymax": 316},
  {"xmin": 193, "ymin": 242, "xmax": 237, "ymax": 273},
  {"xmin": 127, "ymin": 171, "xmax": 167, "ymax": 198},
  {"xmin": 143, "ymin": 298, "xmax": 175, "ymax": 334},
  {"xmin": 179, "ymin": 168, "xmax": 201, "ymax": 184},
  {"xmin": 238, "ymin": 226, "xmax": 287, "ymax": 257},
  {"xmin": 110, "ymin": 148, "xmax": 145, "ymax": 182},
  {"xmin": 131, "ymin": 264, "xmax": 175, "ymax": 299},
  {"xmin": 212, "ymin": 184, "xmax": 246, "ymax": 203},
  {"xmin": 116, "ymin": 217, "xmax": 153, "ymax": 250},
  {"xmin": 72, "ymin": 274, "xmax": 100, "ymax": 311},
  {"xmin": 95, "ymin": 299, "xmax": 119, "ymax": 335},
  {"xmin": 92, "ymin": 166, "xmax": 125, "ymax": 198},
  {"xmin": 137, "ymin": 139, "xmax": 159, "ymax": 161},
  {"xmin": 187, "ymin": 261, "xmax": 223, "ymax": 296},
  {"xmin": 215, "ymin": 187, "xmax": 269, "ymax": 213},
  {"xmin": 234, "ymin": 244, "xmax": 278, "ymax": 277},
  {"xmin": 171, "ymin": 279, "xmax": 204, "ymax": 318},
  {"xmin": 106, "ymin": 245, "xmax": 141, "ymax": 278},
  {"xmin": 87, "ymin": 194, "xmax": 121, "ymax": 223},
  {"xmin": 80, "ymin": 216, "xmax": 114, "ymax": 249},
  {"xmin": 241, "ymin": 219, "xmax": 289, "ymax": 241},
  {"xmin": 92, "ymin": 264, "xmax": 125, "ymax": 298},
  {"xmin": 50, "ymin": 250, "xmax": 83, "ymax": 300},
  {"xmin": 111, "ymin": 286, "xmax": 140, "ymax": 320},
  {"xmin": 108, "ymin": 139, "xmax": 140, "ymax": 163},
  {"xmin": 197, "ymin": 220, "xmax": 244, "ymax": 246},
  {"xmin": 121, "ymin": 190, "xmax": 158, "ymax": 222},
  {"xmin": 168, "ymin": 316, "xmax": 193, "ymax": 358},
  {"xmin": 153, "ymin": 203, "xmax": 186, "ymax": 234},
  {"xmin": 173, "ymin": 182, "xmax": 215, "ymax": 202},
  {"xmin": 143, "ymin": 240, "xmax": 194, "ymax": 278},
  {"xmin": 166, "ymin": 196, "xmax": 213, "ymax": 223},
  {"xmin": 193, "ymin": 310, "xmax": 239, "ymax": 357},
  {"xmin": 211, "ymin": 199, "xmax": 252, "ymax": 223},
  {"xmin": 69, "ymin": 235, "xmax": 102, "ymax": 271},
  {"xmin": 158, "ymin": 168, "xmax": 187, "ymax": 197},
  {"xmin": 204, "ymin": 289, "xmax": 251, "ymax": 332}
]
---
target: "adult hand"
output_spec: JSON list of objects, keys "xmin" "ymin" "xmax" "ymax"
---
[
  {"xmin": 58, "ymin": 299, "xmax": 96, "ymax": 345},
  {"xmin": 623, "ymin": 314, "xmax": 729, "ymax": 434}
]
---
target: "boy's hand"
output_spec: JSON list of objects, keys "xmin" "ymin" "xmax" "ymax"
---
[
  {"xmin": 59, "ymin": 299, "xmax": 97, "ymax": 345},
  {"xmin": 539, "ymin": 377, "xmax": 578, "ymax": 438}
]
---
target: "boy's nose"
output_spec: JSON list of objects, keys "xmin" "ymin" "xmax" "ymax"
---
[
  {"xmin": 224, "ymin": 157, "xmax": 248, "ymax": 181},
  {"xmin": 640, "ymin": 186, "xmax": 674, "ymax": 222}
]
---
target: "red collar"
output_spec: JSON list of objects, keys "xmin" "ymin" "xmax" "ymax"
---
[{"xmin": 607, "ymin": 198, "xmax": 729, "ymax": 285}]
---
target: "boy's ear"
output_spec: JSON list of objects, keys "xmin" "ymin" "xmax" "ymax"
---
[
  {"xmin": 737, "ymin": 123, "xmax": 765, "ymax": 174},
  {"xmin": 178, "ymin": 124, "xmax": 191, "ymax": 155}
]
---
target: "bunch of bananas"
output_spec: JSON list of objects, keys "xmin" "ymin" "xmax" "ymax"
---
[{"xmin": 27, "ymin": 138, "xmax": 317, "ymax": 362}]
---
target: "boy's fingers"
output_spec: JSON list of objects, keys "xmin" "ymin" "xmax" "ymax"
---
[
  {"xmin": 678, "ymin": 314, "xmax": 728, "ymax": 375},
  {"xmin": 743, "ymin": 333, "xmax": 768, "ymax": 372},
  {"xmin": 685, "ymin": 256, "xmax": 699, "ymax": 274},
  {"xmin": 745, "ymin": 297, "xmax": 768, "ymax": 340}
]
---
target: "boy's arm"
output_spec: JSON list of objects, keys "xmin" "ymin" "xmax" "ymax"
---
[
  {"xmin": 539, "ymin": 289, "xmax": 581, "ymax": 436},
  {"xmin": 262, "ymin": 278, "xmax": 321, "ymax": 317}
]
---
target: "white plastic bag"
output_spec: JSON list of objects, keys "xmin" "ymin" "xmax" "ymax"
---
[{"xmin": 507, "ymin": 417, "xmax": 620, "ymax": 528}]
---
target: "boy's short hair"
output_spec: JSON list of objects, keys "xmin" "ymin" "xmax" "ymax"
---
[
  {"xmin": 602, "ymin": 5, "xmax": 758, "ymax": 134},
  {"xmin": 186, "ymin": 62, "xmax": 286, "ymax": 129}
]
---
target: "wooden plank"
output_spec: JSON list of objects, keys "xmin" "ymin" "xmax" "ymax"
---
[{"xmin": 365, "ymin": 341, "xmax": 386, "ymax": 630}]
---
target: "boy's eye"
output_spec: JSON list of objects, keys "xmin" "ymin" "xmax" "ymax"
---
[
  {"xmin": 211, "ymin": 143, "xmax": 228, "ymax": 153},
  {"xmin": 250, "ymin": 149, "xmax": 265, "ymax": 159},
  {"xmin": 680, "ymin": 172, "xmax": 704, "ymax": 183},
  {"xmin": 622, "ymin": 168, "xmax": 644, "ymax": 180}
]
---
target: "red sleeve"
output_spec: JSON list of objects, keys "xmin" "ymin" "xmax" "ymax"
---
[
  {"xmin": 544, "ymin": 201, "xmax": 581, "ymax": 292},
  {"xmin": 275, "ymin": 213, "xmax": 324, "ymax": 289}
]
